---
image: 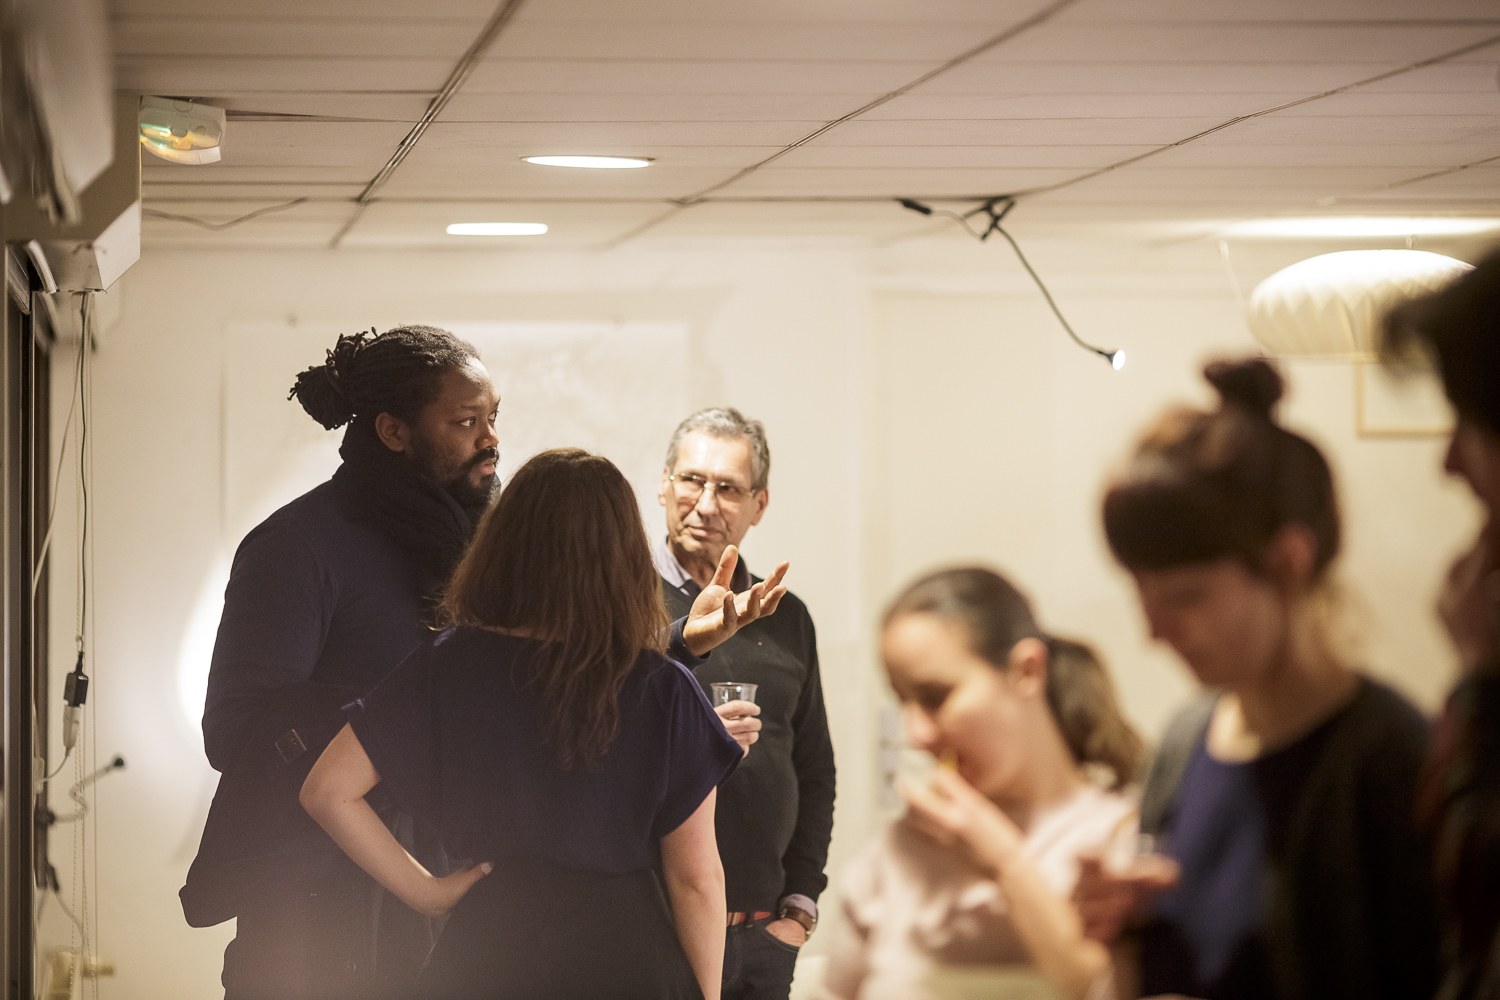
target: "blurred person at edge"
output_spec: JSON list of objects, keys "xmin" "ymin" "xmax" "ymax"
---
[
  {"xmin": 1383, "ymin": 247, "xmax": 1500, "ymax": 1000},
  {"xmin": 653, "ymin": 408, "xmax": 835, "ymax": 1000},
  {"xmin": 301, "ymin": 449, "xmax": 744, "ymax": 1000},
  {"xmin": 1077, "ymin": 357, "xmax": 1441, "ymax": 1000},
  {"xmin": 819, "ymin": 566, "xmax": 1144, "ymax": 1000},
  {"xmin": 189, "ymin": 329, "xmax": 780, "ymax": 1000}
]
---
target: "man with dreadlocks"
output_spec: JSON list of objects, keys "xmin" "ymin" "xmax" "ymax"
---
[{"xmin": 182, "ymin": 326, "xmax": 785, "ymax": 1000}]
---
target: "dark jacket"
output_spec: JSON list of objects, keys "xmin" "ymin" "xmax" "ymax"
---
[{"xmin": 1139, "ymin": 679, "xmax": 1442, "ymax": 1000}]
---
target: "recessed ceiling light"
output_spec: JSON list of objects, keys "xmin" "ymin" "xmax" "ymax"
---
[
  {"xmin": 446, "ymin": 222, "xmax": 548, "ymax": 236},
  {"xmin": 522, "ymin": 155, "xmax": 653, "ymax": 169},
  {"xmin": 1226, "ymin": 216, "xmax": 1500, "ymax": 238}
]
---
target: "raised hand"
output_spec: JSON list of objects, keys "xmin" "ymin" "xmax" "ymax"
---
[{"xmin": 682, "ymin": 546, "xmax": 791, "ymax": 657}]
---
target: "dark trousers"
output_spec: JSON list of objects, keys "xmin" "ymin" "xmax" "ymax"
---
[
  {"xmin": 221, "ymin": 851, "xmax": 431, "ymax": 1000},
  {"xmin": 722, "ymin": 917, "xmax": 800, "ymax": 1000}
]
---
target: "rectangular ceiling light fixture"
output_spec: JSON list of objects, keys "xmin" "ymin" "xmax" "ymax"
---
[{"xmin": 446, "ymin": 222, "xmax": 548, "ymax": 236}]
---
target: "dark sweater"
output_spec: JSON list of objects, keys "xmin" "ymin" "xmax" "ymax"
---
[
  {"xmin": 1139, "ymin": 679, "xmax": 1441, "ymax": 1000},
  {"xmin": 660, "ymin": 565, "xmax": 836, "ymax": 912}
]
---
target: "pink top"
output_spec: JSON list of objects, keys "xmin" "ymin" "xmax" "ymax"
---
[{"xmin": 820, "ymin": 784, "xmax": 1137, "ymax": 1000}]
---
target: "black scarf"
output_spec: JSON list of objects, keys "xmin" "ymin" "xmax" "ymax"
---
[{"xmin": 331, "ymin": 421, "xmax": 487, "ymax": 606}]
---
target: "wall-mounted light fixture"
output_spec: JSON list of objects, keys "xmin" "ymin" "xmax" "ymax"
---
[
  {"xmin": 522, "ymin": 155, "xmax": 652, "ymax": 169},
  {"xmin": 446, "ymin": 222, "xmax": 548, "ymax": 236},
  {"xmin": 138, "ymin": 96, "xmax": 225, "ymax": 165}
]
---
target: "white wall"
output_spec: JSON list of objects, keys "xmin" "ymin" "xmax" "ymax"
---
[{"xmin": 36, "ymin": 233, "xmax": 1487, "ymax": 997}]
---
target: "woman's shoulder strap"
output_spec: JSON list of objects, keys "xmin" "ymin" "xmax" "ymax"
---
[{"xmin": 1139, "ymin": 692, "xmax": 1219, "ymax": 836}]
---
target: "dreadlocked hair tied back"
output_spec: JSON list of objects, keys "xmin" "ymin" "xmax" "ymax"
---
[
  {"xmin": 288, "ymin": 325, "xmax": 480, "ymax": 431},
  {"xmin": 1102, "ymin": 356, "xmax": 1340, "ymax": 580},
  {"xmin": 440, "ymin": 448, "xmax": 670, "ymax": 769}
]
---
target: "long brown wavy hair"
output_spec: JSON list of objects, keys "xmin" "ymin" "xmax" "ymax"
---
[{"xmin": 440, "ymin": 448, "xmax": 669, "ymax": 768}]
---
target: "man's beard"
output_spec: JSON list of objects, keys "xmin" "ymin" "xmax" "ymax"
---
[
  {"xmin": 441, "ymin": 449, "xmax": 500, "ymax": 509},
  {"xmin": 409, "ymin": 436, "xmax": 499, "ymax": 509}
]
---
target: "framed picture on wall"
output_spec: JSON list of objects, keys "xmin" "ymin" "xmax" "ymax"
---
[{"xmin": 1354, "ymin": 362, "xmax": 1454, "ymax": 438}]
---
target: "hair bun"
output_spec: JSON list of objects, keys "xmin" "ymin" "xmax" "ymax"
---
[
  {"xmin": 287, "ymin": 330, "xmax": 370, "ymax": 430},
  {"xmin": 1203, "ymin": 356, "xmax": 1283, "ymax": 420}
]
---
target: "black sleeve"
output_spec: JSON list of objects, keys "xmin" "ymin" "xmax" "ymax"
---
[
  {"xmin": 667, "ymin": 616, "xmax": 705, "ymax": 669},
  {"xmin": 346, "ymin": 639, "xmax": 443, "ymax": 828},
  {"xmin": 780, "ymin": 610, "xmax": 836, "ymax": 904},
  {"xmin": 202, "ymin": 518, "xmax": 335, "ymax": 771},
  {"xmin": 1358, "ymin": 707, "xmax": 1442, "ymax": 1000}
]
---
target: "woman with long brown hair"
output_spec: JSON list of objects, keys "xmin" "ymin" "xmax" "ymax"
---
[{"xmin": 300, "ymin": 448, "xmax": 743, "ymax": 999}]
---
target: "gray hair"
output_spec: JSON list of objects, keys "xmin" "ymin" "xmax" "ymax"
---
[{"xmin": 663, "ymin": 407, "xmax": 771, "ymax": 491}]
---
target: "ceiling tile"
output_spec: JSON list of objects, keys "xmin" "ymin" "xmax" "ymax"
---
[
  {"xmin": 116, "ymin": 55, "xmax": 453, "ymax": 93},
  {"xmin": 464, "ymin": 59, "xmax": 935, "ymax": 95},
  {"xmin": 111, "ymin": 16, "xmax": 482, "ymax": 57}
]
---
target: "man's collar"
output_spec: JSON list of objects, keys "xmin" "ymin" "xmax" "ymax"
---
[{"xmin": 653, "ymin": 537, "xmax": 752, "ymax": 595}]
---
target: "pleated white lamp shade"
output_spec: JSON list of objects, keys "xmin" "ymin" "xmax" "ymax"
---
[{"xmin": 1246, "ymin": 249, "xmax": 1472, "ymax": 360}]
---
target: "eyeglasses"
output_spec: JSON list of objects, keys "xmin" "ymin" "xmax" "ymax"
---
[{"xmin": 667, "ymin": 473, "xmax": 756, "ymax": 509}]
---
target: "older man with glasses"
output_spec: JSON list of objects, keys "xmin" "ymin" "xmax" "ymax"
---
[{"xmin": 654, "ymin": 407, "xmax": 837, "ymax": 1000}]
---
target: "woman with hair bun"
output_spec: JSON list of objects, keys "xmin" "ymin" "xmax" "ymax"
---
[
  {"xmin": 820, "ymin": 567, "xmax": 1143, "ymax": 1000},
  {"xmin": 1089, "ymin": 357, "xmax": 1440, "ymax": 1000}
]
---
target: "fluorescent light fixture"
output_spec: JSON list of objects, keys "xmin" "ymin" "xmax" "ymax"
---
[
  {"xmin": 446, "ymin": 222, "xmax": 548, "ymax": 236},
  {"xmin": 522, "ymin": 155, "xmax": 652, "ymax": 169},
  {"xmin": 1226, "ymin": 216, "xmax": 1500, "ymax": 238}
]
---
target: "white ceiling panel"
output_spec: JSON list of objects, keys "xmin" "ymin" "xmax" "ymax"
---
[
  {"xmin": 413, "ymin": 120, "xmax": 826, "ymax": 148},
  {"xmin": 464, "ymin": 59, "xmax": 936, "ymax": 95},
  {"xmin": 1141, "ymin": 142, "xmax": 1500, "ymax": 169},
  {"xmin": 1205, "ymin": 114, "xmax": 1500, "ymax": 145},
  {"xmin": 921, "ymin": 61, "xmax": 1449, "ymax": 95},
  {"xmin": 1066, "ymin": 0, "xmax": 1500, "ymax": 19},
  {"xmin": 111, "ymin": 0, "xmax": 498, "ymax": 17},
  {"xmin": 525, "ymin": 0, "xmax": 1048, "ymax": 24},
  {"xmin": 1269, "ymin": 91, "xmax": 1500, "ymax": 117},
  {"xmin": 111, "ymin": 16, "xmax": 483, "ymax": 57},
  {"xmin": 116, "ymin": 56, "xmax": 454, "ymax": 93},
  {"xmin": 982, "ymin": 24, "xmax": 1500, "ymax": 65},
  {"xmin": 141, "ymin": 165, "xmax": 371, "ymax": 185},
  {"xmin": 725, "ymin": 167, "xmax": 1079, "ymax": 196},
  {"xmin": 821, "ymin": 117, "xmax": 1232, "ymax": 145},
  {"xmin": 209, "ymin": 121, "xmax": 417, "ymax": 167},
  {"xmin": 202, "ymin": 94, "xmax": 432, "ymax": 120},
  {"xmin": 864, "ymin": 92, "xmax": 1311, "ymax": 121},
  {"xmin": 143, "ymin": 183, "xmax": 365, "ymax": 201},
  {"xmin": 777, "ymin": 145, "xmax": 1160, "ymax": 168},
  {"xmin": 489, "ymin": 18, "xmax": 1012, "ymax": 61},
  {"xmin": 437, "ymin": 92, "xmax": 875, "ymax": 123},
  {"xmin": 375, "ymin": 164, "xmax": 739, "ymax": 199},
  {"xmin": 1038, "ymin": 165, "xmax": 1423, "ymax": 191},
  {"xmin": 1358, "ymin": 62, "xmax": 1500, "ymax": 93}
]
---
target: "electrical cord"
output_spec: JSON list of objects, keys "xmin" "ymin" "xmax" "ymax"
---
[
  {"xmin": 897, "ymin": 196, "xmax": 1126, "ymax": 369},
  {"xmin": 142, "ymin": 197, "xmax": 308, "ymax": 232}
]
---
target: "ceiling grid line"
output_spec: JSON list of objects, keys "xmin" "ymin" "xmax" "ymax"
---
[
  {"xmin": 326, "ymin": 0, "xmax": 529, "ymax": 249},
  {"xmin": 599, "ymin": 0, "xmax": 1084, "ymax": 250},
  {"xmin": 1010, "ymin": 30, "xmax": 1500, "ymax": 202}
]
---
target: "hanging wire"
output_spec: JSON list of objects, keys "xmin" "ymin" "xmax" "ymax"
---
[{"xmin": 896, "ymin": 196, "xmax": 1126, "ymax": 369}]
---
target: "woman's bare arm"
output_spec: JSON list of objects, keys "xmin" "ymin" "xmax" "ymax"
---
[
  {"xmin": 660, "ymin": 789, "xmax": 726, "ymax": 1000},
  {"xmin": 300, "ymin": 723, "xmax": 488, "ymax": 918},
  {"xmin": 903, "ymin": 770, "xmax": 1111, "ymax": 1000}
]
